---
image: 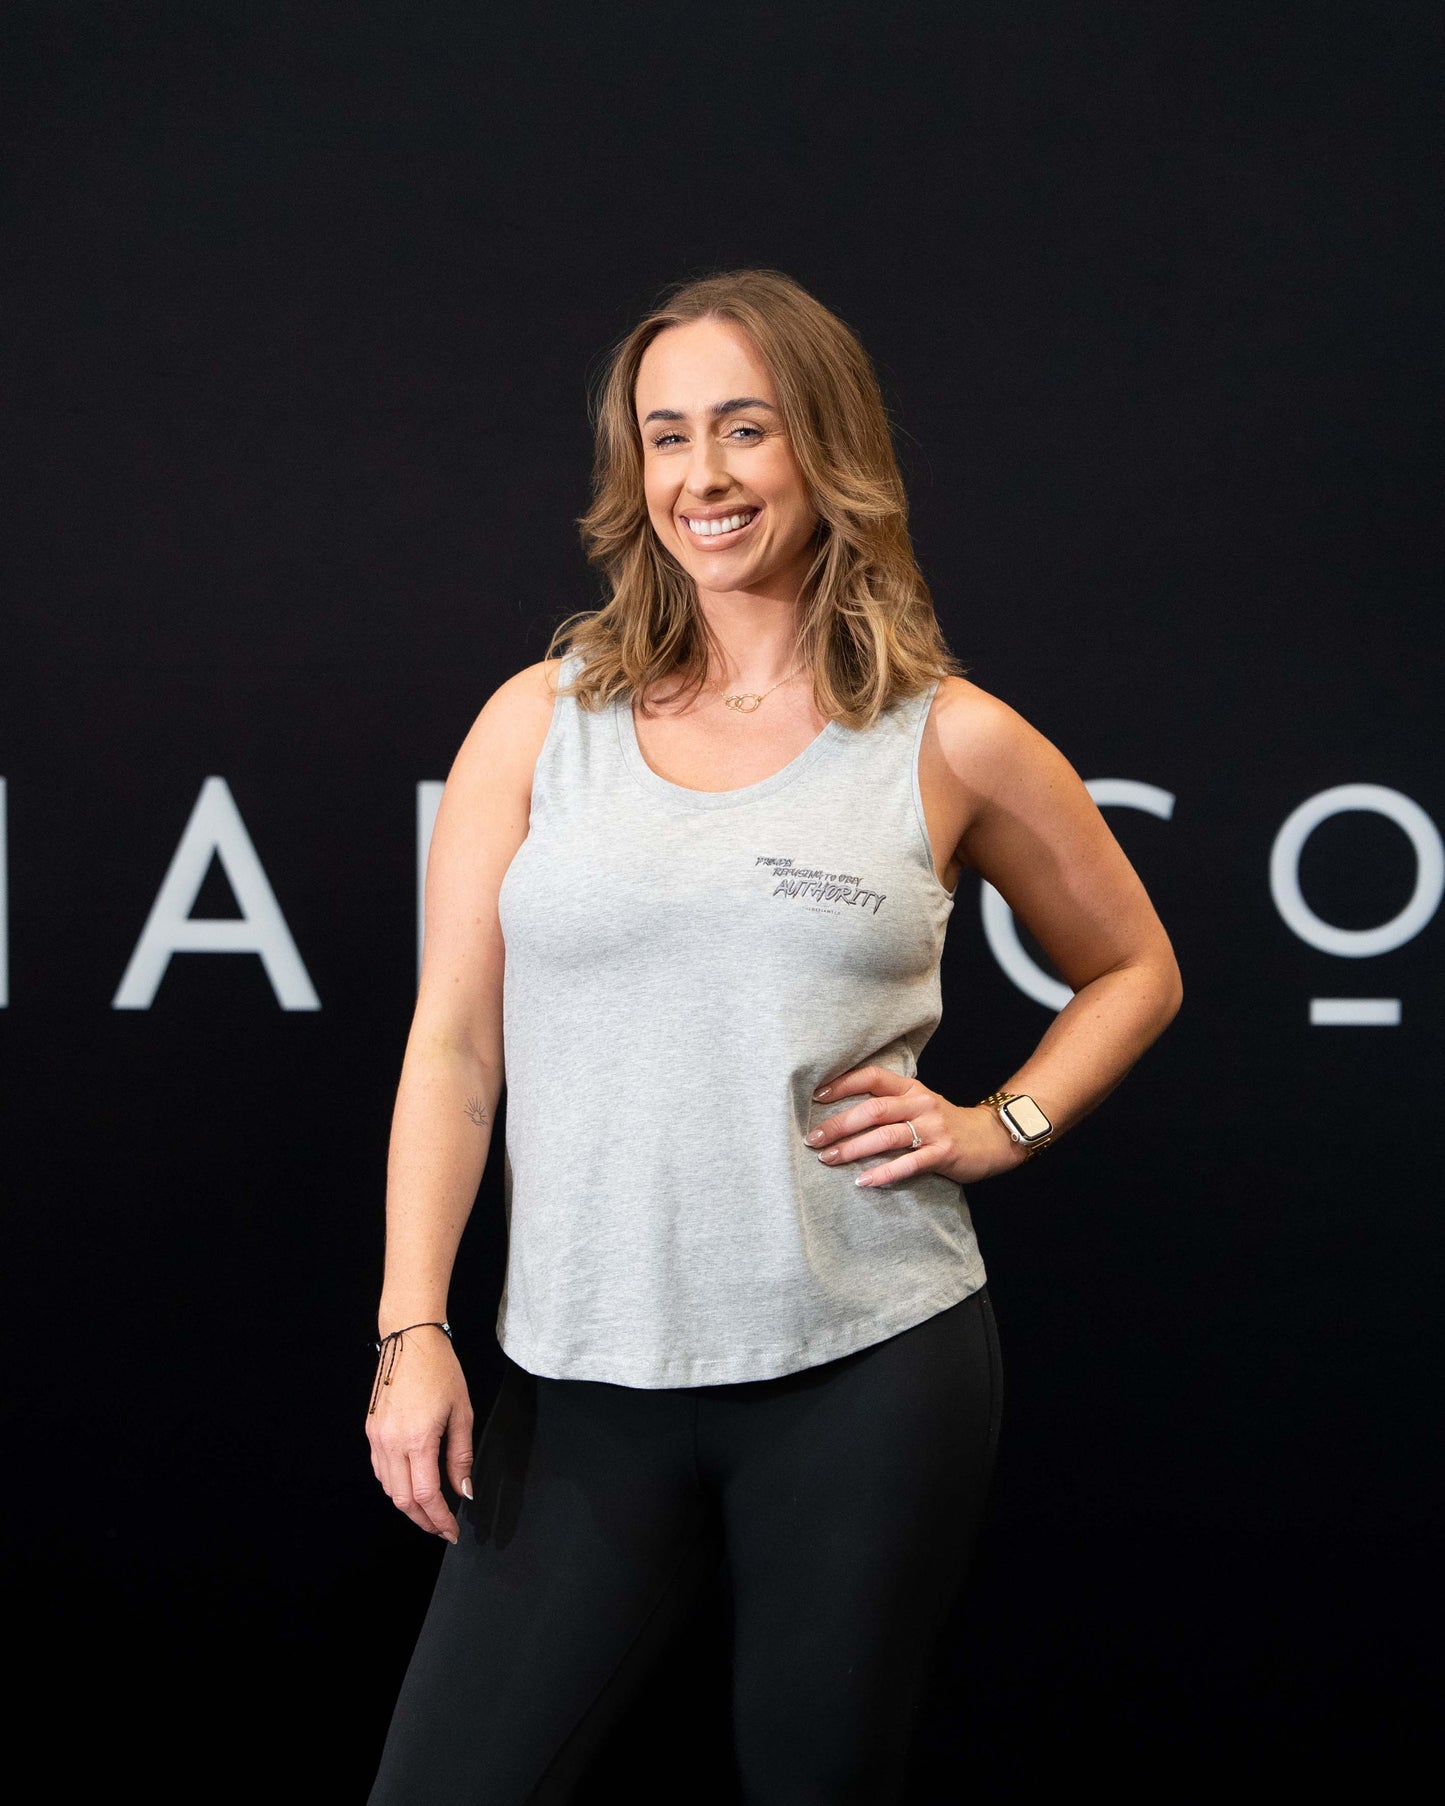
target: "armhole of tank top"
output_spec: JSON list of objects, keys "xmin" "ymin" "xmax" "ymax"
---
[
  {"xmin": 527, "ymin": 652, "xmax": 579, "ymax": 821},
  {"xmin": 909, "ymin": 679, "xmax": 950, "ymax": 897}
]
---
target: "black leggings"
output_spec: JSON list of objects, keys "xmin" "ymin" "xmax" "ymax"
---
[{"xmin": 369, "ymin": 1286, "xmax": 1003, "ymax": 1805}]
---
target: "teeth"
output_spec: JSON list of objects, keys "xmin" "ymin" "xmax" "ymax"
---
[{"xmin": 685, "ymin": 510, "xmax": 757, "ymax": 537}]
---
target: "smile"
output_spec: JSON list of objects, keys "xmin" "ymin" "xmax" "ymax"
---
[{"xmin": 682, "ymin": 507, "xmax": 760, "ymax": 543}]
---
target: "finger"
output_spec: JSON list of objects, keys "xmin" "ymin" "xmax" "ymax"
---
[
  {"xmin": 855, "ymin": 1120, "xmax": 933, "ymax": 1187},
  {"xmin": 807, "ymin": 1086, "xmax": 920, "ymax": 1150},
  {"xmin": 406, "ymin": 1447, "xmax": 460, "ymax": 1543},
  {"xmin": 383, "ymin": 1445, "xmax": 449, "ymax": 1538},
  {"xmin": 813, "ymin": 1064, "xmax": 910, "ymax": 1103},
  {"xmin": 815, "ymin": 1110, "xmax": 933, "ymax": 1178},
  {"xmin": 446, "ymin": 1408, "xmax": 476, "ymax": 1502}
]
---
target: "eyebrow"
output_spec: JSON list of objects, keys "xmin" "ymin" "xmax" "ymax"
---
[{"xmin": 640, "ymin": 397, "xmax": 777, "ymax": 426}]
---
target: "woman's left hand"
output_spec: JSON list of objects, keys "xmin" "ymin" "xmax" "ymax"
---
[{"xmin": 805, "ymin": 1065, "xmax": 1028, "ymax": 1187}]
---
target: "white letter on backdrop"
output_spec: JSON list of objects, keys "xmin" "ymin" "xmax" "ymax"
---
[{"xmin": 112, "ymin": 776, "xmax": 320, "ymax": 1010}]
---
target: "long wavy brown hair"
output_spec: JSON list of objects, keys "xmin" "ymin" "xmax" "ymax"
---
[{"xmin": 544, "ymin": 268, "xmax": 968, "ymax": 730}]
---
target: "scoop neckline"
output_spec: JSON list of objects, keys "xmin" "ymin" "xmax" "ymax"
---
[{"xmin": 615, "ymin": 689, "xmax": 849, "ymax": 811}]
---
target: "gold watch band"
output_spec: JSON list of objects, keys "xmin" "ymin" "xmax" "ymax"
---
[{"xmin": 979, "ymin": 1091, "xmax": 1054, "ymax": 1160}]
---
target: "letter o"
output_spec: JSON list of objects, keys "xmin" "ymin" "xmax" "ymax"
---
[{"xmin": 1270, "ymin": 783, "xmax": 1443, "ymax": 957}]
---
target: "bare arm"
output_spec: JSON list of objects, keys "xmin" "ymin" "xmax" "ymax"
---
[
  {"xmin": 366, "ymin": 656, "xmax": 562, "ymax": 1539},
  {"xmin": 809, "ymin": 681, "xmax": 1183, "ymax": 1182},
  {"xmin": 951, "ymin": 685, "xmax": 1183, "ymax": 1157}
]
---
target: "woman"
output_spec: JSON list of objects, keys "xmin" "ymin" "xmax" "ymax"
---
[{"xmin": 366, "ymin": 268, "xmax": 1183, "ymax": 1803}]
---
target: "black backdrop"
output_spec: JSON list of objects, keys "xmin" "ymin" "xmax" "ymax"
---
[{"xmin": 3, "ymin": 3, "xmax": 1440, "ymax": 1797}]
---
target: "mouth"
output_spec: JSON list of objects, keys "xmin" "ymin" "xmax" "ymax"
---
[{"xmin": 680, "ymin": 506, "xmax": 761, "ymax": 547}]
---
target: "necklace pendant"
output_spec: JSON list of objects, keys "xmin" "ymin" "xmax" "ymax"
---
[{"xmin": 724, "ymin": 693, "xmax": 763, "ymax": 713}]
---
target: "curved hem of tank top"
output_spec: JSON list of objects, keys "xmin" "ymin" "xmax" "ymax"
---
[
  {"xmin": 613, "ymin": 693, "xmax": 851, "ymax": 810},
  {"xmin": 493, "ymin": 1264, "xmax": 989, "ymax": 1389}
]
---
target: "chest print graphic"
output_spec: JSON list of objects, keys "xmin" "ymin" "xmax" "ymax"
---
[{"xmin": 754, "ymin": 855, "xmax": 887, "ymax": 917}]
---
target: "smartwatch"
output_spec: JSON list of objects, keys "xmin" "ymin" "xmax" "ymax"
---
[{"xmin": 979, "ymin": 1091, "xmax": 1054, "ymax": 1160}]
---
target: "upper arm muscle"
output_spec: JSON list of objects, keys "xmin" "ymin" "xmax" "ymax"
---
[
  {"xmin": 412, "ymin": 657, "xmax": 562, "ymax": 1067},
  {"xmin": 945, "ymin": 685, "xmax": 1173, "ymax": 994}
]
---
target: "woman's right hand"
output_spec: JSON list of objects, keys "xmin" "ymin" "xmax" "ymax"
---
[{"xmin": 365, "ymin": 1325, "xmax": 475, "ymax": 1544}]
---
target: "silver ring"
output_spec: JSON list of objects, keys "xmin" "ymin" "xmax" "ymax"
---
[{"xmin": 905, "ymin": 1119, "xmax": 922, "ymax": 1151}]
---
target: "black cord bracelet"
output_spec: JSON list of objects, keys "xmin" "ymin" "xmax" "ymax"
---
[{"xmin": 368, "ymin": 1320, "xmax": 452, "ymax": 1415}]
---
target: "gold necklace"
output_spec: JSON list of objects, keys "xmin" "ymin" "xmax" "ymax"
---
[{"xmin": 716, "ymin": 661, "xmax": 807, "ymax": 714}]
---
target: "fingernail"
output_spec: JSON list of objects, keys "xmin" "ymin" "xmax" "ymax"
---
[
  {"xmin": 815, "ymin": 1086, "xmax": 830, "ymax": 1099},
  {"xmin": 818, "ymin": 1150, "xmax": 838, "ymax": 1163},
  {"xmin": 461, "ymin": 1478, "xmax": 473, "ymax": 1500},
  {"xmin": 854, "ymin": 1173, "xmax": 870, "ymax": 1186},
  {"xmin": 806, "ymin": 1128, "xmax": 824, "ymax": 1144}
]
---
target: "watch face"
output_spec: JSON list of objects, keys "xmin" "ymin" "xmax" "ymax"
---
[{"xmin": 1003, "ymin": 1096, "xmax": 1051, "ymax": 1141}]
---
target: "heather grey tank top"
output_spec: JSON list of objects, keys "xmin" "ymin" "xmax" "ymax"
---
[{"xmin": 494, "ymin": 650, "xmax": 986, "ymax": 1387}]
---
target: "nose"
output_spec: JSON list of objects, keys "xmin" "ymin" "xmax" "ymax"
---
[{"xmin": 683, "ymin": 434, "xmax": 733, "ymax": 498}]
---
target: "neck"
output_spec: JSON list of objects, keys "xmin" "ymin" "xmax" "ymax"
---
[{"xmin": 693, "ymin": 592, "xmax": 806, "ymax": 691}]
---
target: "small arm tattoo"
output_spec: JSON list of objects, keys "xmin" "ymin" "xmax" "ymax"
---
[{"xmin": 464, "ymin": 1094, "xmax": 490, "ymax": 1128}]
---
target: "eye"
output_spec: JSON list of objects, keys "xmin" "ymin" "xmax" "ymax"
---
[{"xmin": 648, "ymin": 423, "xmax": 764, "ymax": 450}]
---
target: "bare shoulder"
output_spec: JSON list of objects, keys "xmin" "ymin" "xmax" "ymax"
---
[
  {"xmin": 927, "ymin": 673, "xmax": 1068, "ymax": 802},
  {"xmin": 927, "ymin": 674, "xmax": 1181, "ymax": 998},
  {"xmin": 476, "ymin": 654, "xmax": 567, "ymax": 741},
  {"xmin": 447, "ymin": 656, "xmax": 567, "ymax": 795}
]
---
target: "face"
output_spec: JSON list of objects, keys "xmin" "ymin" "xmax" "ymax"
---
[{"xmin": 634, "ymin": 317, "xmax": 819, "ymax": 606}]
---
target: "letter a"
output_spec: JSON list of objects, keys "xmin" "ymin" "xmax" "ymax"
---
[{"xmin": 112, "ymin": 777, "xmax": 320, "ymax": 1010}]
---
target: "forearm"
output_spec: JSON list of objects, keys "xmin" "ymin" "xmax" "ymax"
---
[
  {"xmin": 378, "ymin": 1033, "xmax": 503, "ymax": 1334},
  {"xmin": 989, "ymin": 954, "xmax": 1182, "ymax": 1158}
]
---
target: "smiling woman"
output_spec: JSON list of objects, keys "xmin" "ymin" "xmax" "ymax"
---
[
  {"xmin": 365, "ymin": 267, "xmax": 1183, "ymax": 1804},
  {"xmin": 556, "ymin": 267, "xmax": 966, "ymax": 730}
]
